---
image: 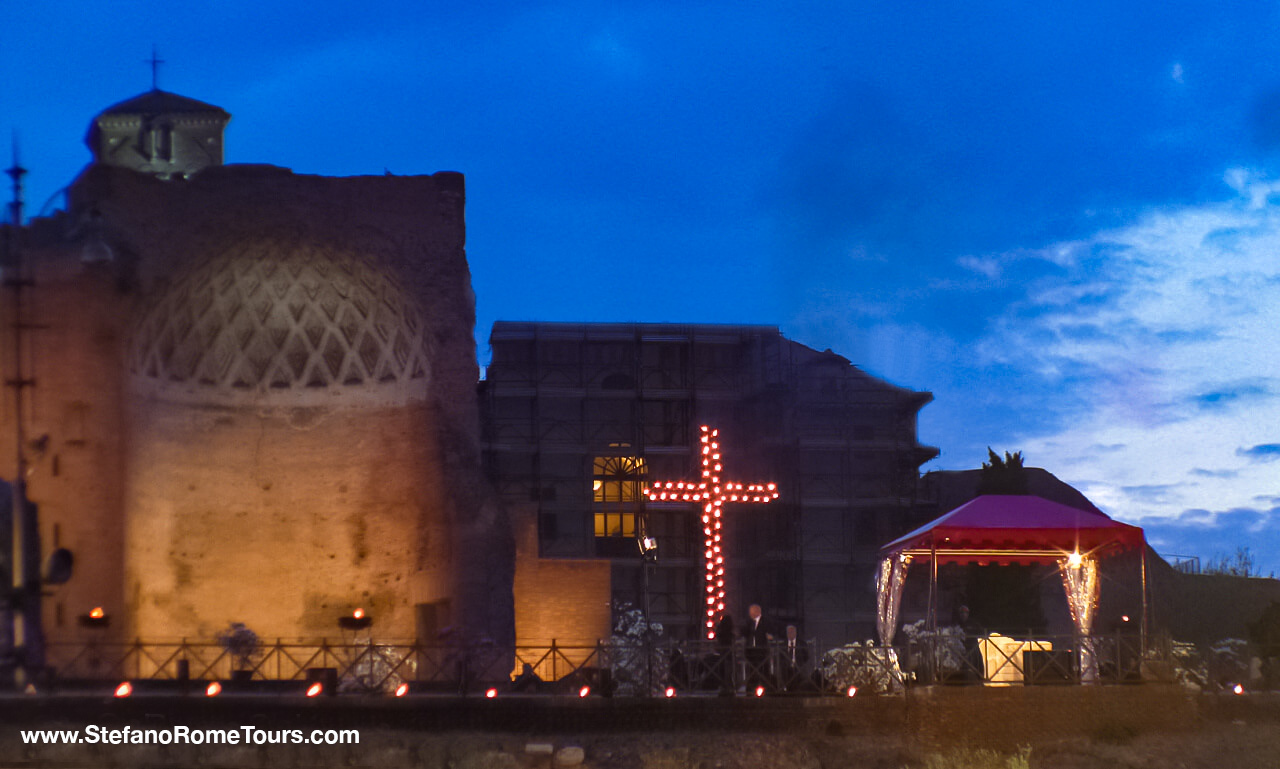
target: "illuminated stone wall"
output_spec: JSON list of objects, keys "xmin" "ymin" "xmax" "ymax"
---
[
  {"xmin": 512, "ymin": 510, "xmax": 611, "ymax": 650},
  {"xmin": 122, "ymin": 399, "xmax": 449, "ymax": 639},
  {"xmin": 0, "ymin": 163, "xmax": 514, "ymax": 648}
]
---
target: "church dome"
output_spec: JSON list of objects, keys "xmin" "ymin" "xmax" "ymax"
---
[
  {"xmin": 87, "ymin": 88, "xmax": 230, "ymax": 179},
  {"xmin": 129, "ymin": 236, "xmax": 430, "ymax": 405}
]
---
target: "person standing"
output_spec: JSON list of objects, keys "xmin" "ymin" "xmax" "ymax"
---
[
  {"xmin": 951, "ymin": 604, "xmax": 984, "ymax": 682},
  {"xmin": 741, "ymin": 604, "xmax": 773, "ymax": 691},
  {"xmin": 778, "ymin": 624, "xmax": 810, "ymax": 692}
]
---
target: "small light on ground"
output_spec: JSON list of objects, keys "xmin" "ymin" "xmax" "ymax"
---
[
  {"xmin": 206, "ymin": 681, "xmax": 221, "ymax": 697},
  {"xmin": 114, "ymin": 682, "xmax": 132, "ymax": 698},
  {"xmin": 306, "ymin": 682, "xmax": 323, "ymax": 697},
  {"xmin": 754, "ymin": 686, "xmax": 765, "ymax": 698},
  {"xmin": 846, "ymin": 686, "xmax": 858, "ymax": 697},
  {"xmin": 664, "ymin": 687, "xmax": 676, "ymax": 698},
  {"xmin": 485, "ymin": 688, "xmax": 498, "ymax": 699},
  {"xmin": 1234, "ymin": 684, "xmax": 1245, "ymax": 695},
  {"xmin": 394, "ymin": 683, "xmax": 409, "ymax": 697},
  {"xmin": 578, "ymin": 686, "xmax": 591, "ymax": 698}
]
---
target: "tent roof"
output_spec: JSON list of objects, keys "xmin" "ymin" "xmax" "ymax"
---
[{"xmin": 881, "ymin": 494, "xmax": 1144, "ymax": 565}]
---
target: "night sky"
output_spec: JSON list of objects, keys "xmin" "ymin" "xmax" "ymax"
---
[{"xmin": 4, "ymin": 2, "xmax": 1279, "ymax": 575}]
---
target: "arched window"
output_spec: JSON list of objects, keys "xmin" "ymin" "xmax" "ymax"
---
[{"xmin": 592, "ymin": 450, "xmax": 647, "ymax": 538}]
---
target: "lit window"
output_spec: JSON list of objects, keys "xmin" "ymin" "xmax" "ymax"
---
[
  {"xmin": 593, "ymin": 451, "xmax": 646, "ymax": 538},
  {"xmin": 592, "ymin": 454, "xmax": 647, "ymax": 503},
  {"xmin": 593, "ymin": 511, "xmax": 637, "ymax": 538}
]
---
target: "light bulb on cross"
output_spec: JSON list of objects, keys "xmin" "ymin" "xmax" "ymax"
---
[{"xmin": 644, "ymin": 425, "xmax": 779, "ymax": 639}]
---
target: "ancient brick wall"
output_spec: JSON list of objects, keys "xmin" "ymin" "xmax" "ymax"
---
[
  {"xmin": 512, "ymin": 510, "xmax": 612, "ymax": 654},
  {"xmin": 0, "ymin": 236, "xmax": 130, "ymax": 651},
  {"xmin": 0, "ymin": 164, "xmax": 517, "ymax": 646}
]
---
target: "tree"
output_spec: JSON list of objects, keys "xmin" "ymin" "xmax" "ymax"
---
[
  {"xmin": 977, "ymin": 448, "xmax": 1029, "ymax": 495},
  {"xmin": 1204, "ymin": 547, "xmax": 1264, "ymax": 578}
]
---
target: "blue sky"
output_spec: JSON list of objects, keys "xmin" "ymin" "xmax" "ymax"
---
[{"xmin": 4, "ymin": 2, "xmax": 1278, "ymax": 575}]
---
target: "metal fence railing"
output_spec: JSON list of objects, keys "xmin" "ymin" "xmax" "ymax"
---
[{"xmin": 43, "ymin": 632, "xmax": 1167, "ymax": 695}]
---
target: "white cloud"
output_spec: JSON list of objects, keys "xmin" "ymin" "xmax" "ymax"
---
[
  {"xmin": 1171, "ymin": 62, "xmax": 1184, "ymax": 84},
  {"xmin": 976, "ymin": 171, "xmax": 1280, "ymax": 540},
  {"xmin": 956, "ymin": 254, "xmax": 1002, "ymax": 279}
]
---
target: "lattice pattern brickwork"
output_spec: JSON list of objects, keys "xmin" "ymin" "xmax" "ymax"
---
[{"xmin": 130, "ymin": 239, "xmax": 430, "ymax": 398}]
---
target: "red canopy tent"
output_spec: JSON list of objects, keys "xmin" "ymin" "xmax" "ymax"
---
[
  {"xmin": 882, "ymin": 494, "xmax": 1144, "ymax": 565},
  {"xmin": 875, "ymin": 495, "xmax": 1147, "ymax": 681}
]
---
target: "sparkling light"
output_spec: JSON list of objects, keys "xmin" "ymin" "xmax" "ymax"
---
[
  {"xmin": 578, "ymin": 686, "xmax": 591, "ymax": 698},
  {"xmin": 206, "ymin": 681, "xmax": 222, "ymax": 697},
  {"xmin": 353, "ymin": 607, "xmax": 365, "ymax": 619},
  {"xmin": 394, "ymin": 683, "xmax": 409, "ymax": 697},
  {"xmin": 485, "ymin": 688, "xmax": 498, "ymax": 698},
  {"xmin": 114, "ymin": 682, "xmax": 132, "ymax": 698},
  {"xmin": 1234, "ymin": 683, "xmax": 1245, "ymax": 695},
  {"xmin": 847, "ymin": 686, "xmax": 858, "ymax": 697},
  {"xmin": 664, "ymin": 687, "xmax": 676, "ymax": 698},
  {"xmin": 89, "ymin": 607, "xmax": 105, "ymax": 619},
  {"xmin": 754, "ymin": 686, "xmax": 765, "ymax": 698},
  {"xmin": 645, "ymin": 425, "xmax": 779, "ymax": 638},
  {"xmin": 306, "ymin": 682, "xmax": 323, "ymax": 697}
]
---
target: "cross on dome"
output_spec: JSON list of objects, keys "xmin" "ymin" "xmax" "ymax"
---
[{"xmin": 146, "ymin": 45, "xmax": 165, "ymax": 91}]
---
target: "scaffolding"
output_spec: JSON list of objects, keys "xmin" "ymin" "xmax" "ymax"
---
[{"xmin": 481, "ymin": 322, "xmax": 938, "ymax": 645}]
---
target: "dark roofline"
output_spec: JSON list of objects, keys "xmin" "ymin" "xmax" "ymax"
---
[
  {"xmin": 487, "ymin": 320, "xmax": 935, "ymax": 402},
  {"xmin": 96, "ymin": 89, "xmax": 230, "ymax": 118},
  {"xmin": 490, "ymin": 320, "xmax": 782, "ymax": 342}
]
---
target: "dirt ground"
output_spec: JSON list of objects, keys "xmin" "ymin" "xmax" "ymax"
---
[
  {"xmin": 5, "ymin": 691, "xmax": 1279, "ymax": 768},
  {"xmin": 354, "ymin": 722, "xmax": 1280, "ymax": 769}
]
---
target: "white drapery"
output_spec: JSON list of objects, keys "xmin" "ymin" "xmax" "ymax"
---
[
  {"xmin": 1059, "ymin": 555, "xmax": 1100, "ymax": 682},
  {"xmin": 875, "ymin": 553, "xmax": 912, "ymax": 647}
]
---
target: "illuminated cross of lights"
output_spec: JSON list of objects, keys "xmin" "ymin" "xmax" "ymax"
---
[{"xmin": 644, "ymin": 425, "xmax": 779, "ymax": 639}]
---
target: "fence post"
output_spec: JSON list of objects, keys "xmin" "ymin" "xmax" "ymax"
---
[
  {"xmin": 596, "ymin": 638, "xmax": 606, "ymax": 694},
  {"xmin": 551, "ymin": 639, "xmax": 558, "ymax": 681},
  {"xmin": 645, "ymin": 636, "xmax": 652, "ymax": 697}
]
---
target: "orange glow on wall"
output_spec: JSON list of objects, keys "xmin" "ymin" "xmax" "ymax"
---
[{"xmin": 644, "ymin": 425, "xmax": 779, "ymax": 639}]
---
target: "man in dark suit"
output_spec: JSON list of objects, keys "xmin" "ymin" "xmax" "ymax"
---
[
  {"xmin": 778, "ymin": 624, "xmax": 811, "ymax": 692},
  {"xmin": 741, "ymin": 604, "xmax": 773, "ymax": 691}
]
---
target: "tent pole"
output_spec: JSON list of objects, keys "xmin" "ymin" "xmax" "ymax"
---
[
  {"xmin": 929, "ymin": 541, "xmax": 938, "ymax": 634},
  {"xmin": 1140, "ymin": 543, "xmax": 1148, "ymax": 656},
  {"xmin": 929, "ymin": 541, "xmax": 938, "ymax": 685}
]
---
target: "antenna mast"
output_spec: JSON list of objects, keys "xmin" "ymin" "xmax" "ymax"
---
[{"xmin": 3, "ymin": 141, "xmax": 43, "ymax": 684}]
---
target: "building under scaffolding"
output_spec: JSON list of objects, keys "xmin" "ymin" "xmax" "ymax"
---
[{"xmin": 481, "ymin": 322, "xmax": 939, "ymax": 645}]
